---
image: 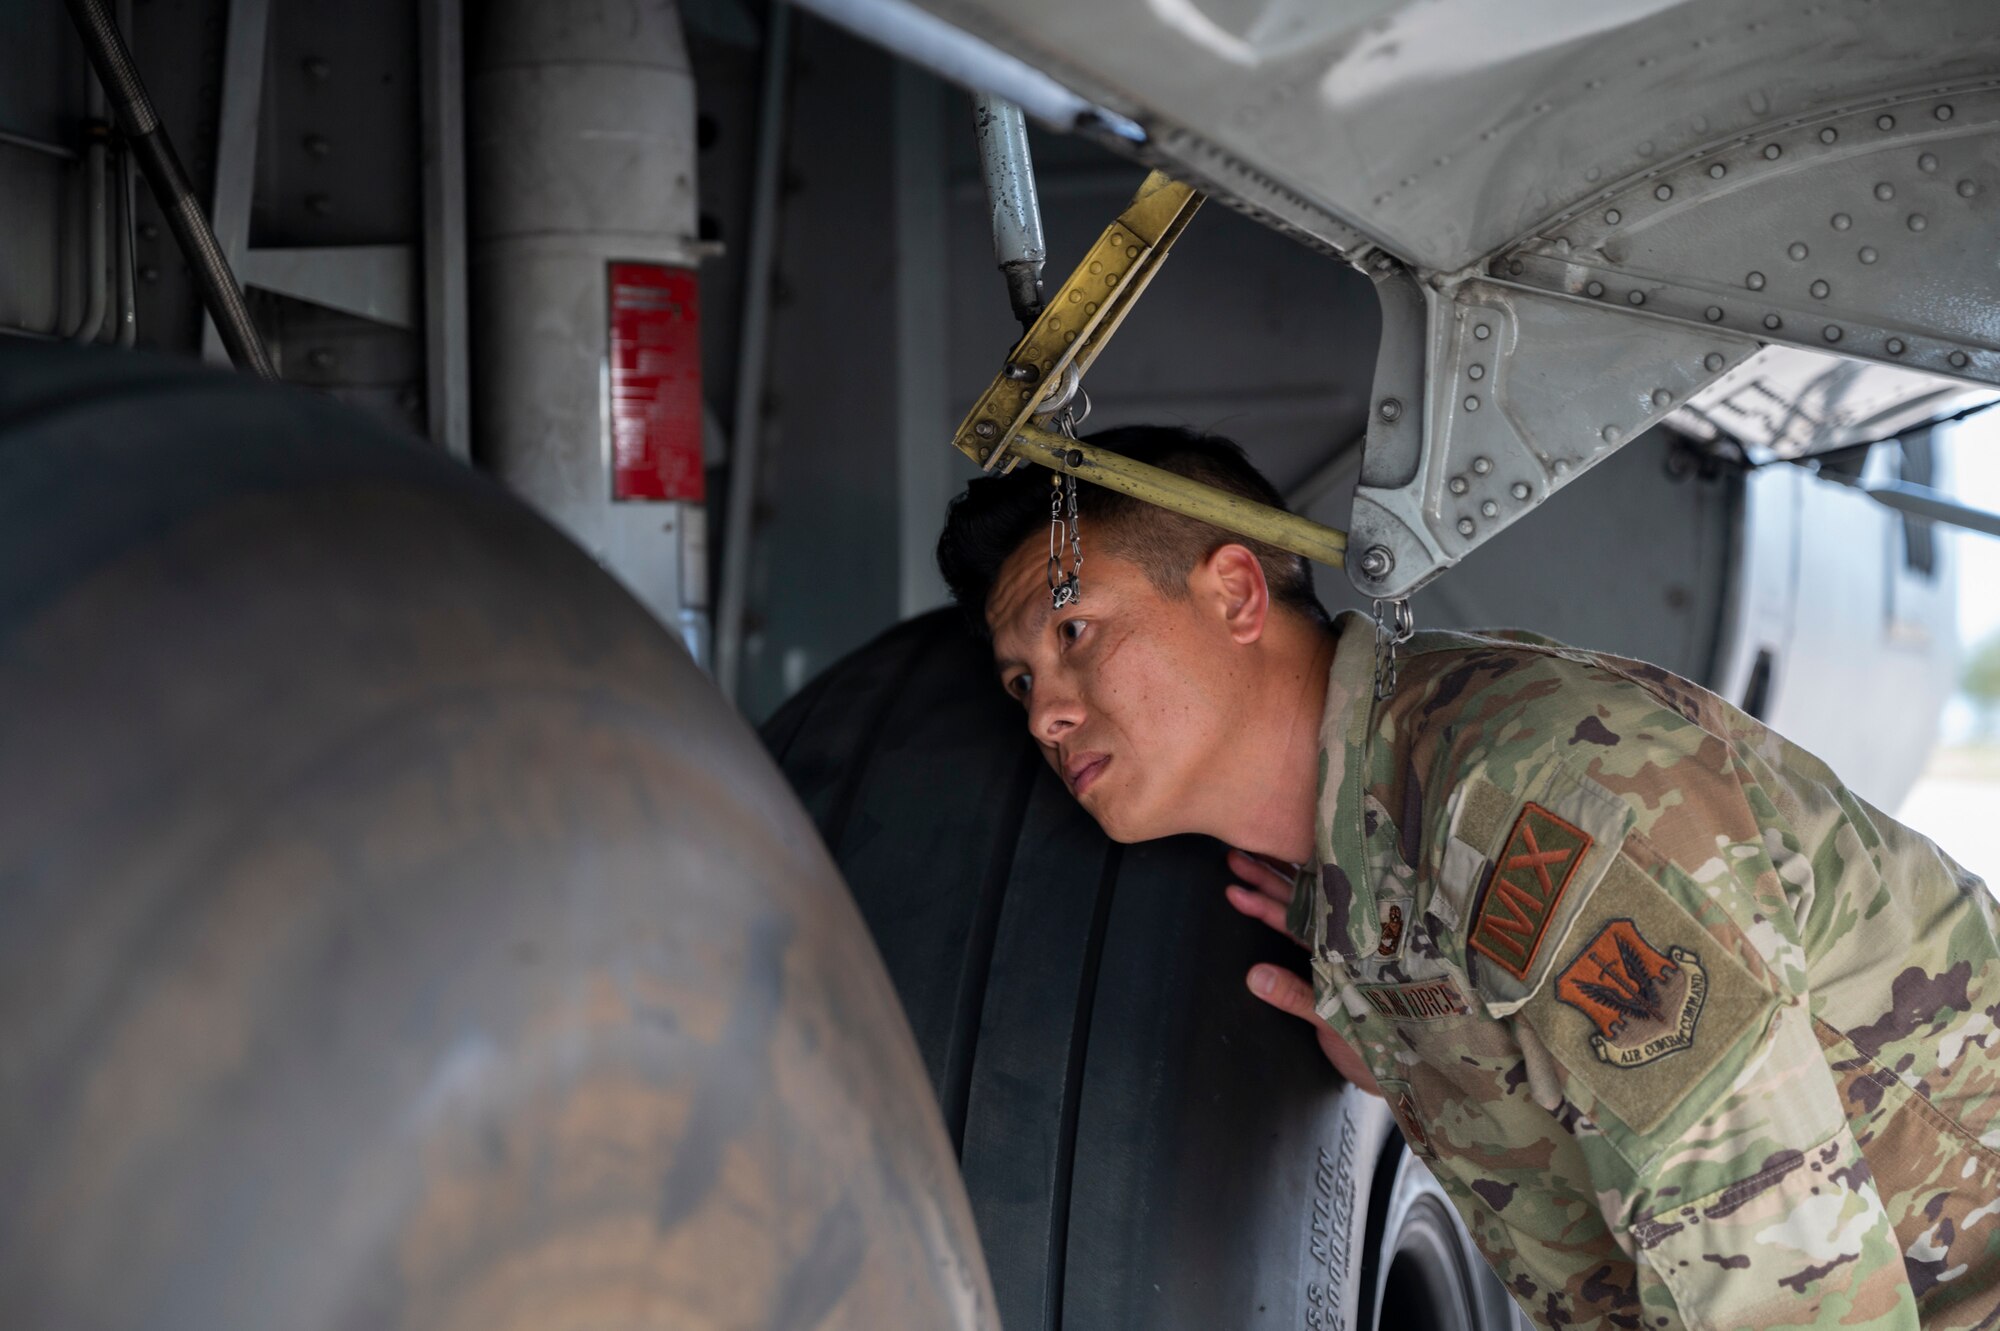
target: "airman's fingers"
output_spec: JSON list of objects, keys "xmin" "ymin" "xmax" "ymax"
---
[
  {"xmin": 1225, "ymin": 848, "xmax": 1297, "ymax": 904},
  {"xmin": 1246, "ymin": 963, "xmax": 1319, "ymax": 1023},
  {"xmin": 1247, "ymin": 963, "xmax": 1384, "ymax": 1097},
  {"xmin": 1225, "ymin": 883, "xmax": 1293, "ymax": 937}
]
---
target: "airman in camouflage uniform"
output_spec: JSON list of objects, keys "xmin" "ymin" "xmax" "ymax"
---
[
  {"xmin": 940, "ymin": 425, "xmax": 1999, "ymax": 1328},
  {"xmin": 1288, "ymin": 609, "xmax": 2000, "ymax": 1330}
]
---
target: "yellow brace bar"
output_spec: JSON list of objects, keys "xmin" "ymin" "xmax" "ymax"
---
[
  {"xmin": 951, "ymin": 170, "xmax": 1351, "ymax": 570},
  {"xmin": 1008, "ymin": 423, "xmax": 1350, "ymax": 569},
  {"xmin": 951, "ymin": 171, "xmax": 1201, "ymax": 470}
]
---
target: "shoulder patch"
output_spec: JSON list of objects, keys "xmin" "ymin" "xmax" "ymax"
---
[
  {"xmin": 1554, "ymin": 920, "xmax": 1706, "ymax": 1068},
  {"xmin": 1468, "ymin": 803, "xmax": 1593, "ymax": 980},
  {"xmin": 1521, "ymin": 853, "xmax": 1777, "ymax": 1138},
  {"xmin": 1356, "ymin": 976, "xmax": 1470, "ymax": 1022}
]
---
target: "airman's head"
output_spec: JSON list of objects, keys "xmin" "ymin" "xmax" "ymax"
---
[{"xmin": 937, "ymin": 425, "xmax": 1328, "ymax": 843}]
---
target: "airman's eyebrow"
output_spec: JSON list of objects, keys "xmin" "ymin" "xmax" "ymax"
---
[{"xmin": 993, "ymin": 655, "xmax": 1026, "ymax": 676}]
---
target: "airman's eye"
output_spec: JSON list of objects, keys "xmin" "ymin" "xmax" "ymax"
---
[
  {"xmin": 1005, "ymin": 673, "xmax": 1032, "ymax": 701},
  {"xmin": 1059, "ymin": 618, "xmax": 1088, "ymax": 644}
]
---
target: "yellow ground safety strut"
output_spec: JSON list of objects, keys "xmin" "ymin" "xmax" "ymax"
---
[{"xmin": 950, "ymin": 170, "xmax": 1351, "ymax": 569}]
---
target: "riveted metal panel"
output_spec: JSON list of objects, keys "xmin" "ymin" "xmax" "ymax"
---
[
  {"xmin": 902, "ymin": 0, "xmax": 2000, "ymax": 273},
  {"xmin": 1497, "ymin": 83, "xmax": 2000, "ymax": 389},
  {"xmin": 1349, "ymin": 279, "xmax": 1757, "ymax": 598}
]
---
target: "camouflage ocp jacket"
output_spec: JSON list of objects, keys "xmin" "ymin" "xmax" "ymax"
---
[{"xmin": 1292, "ymin": 610, "xmax": 2000, "ymax": 1331}]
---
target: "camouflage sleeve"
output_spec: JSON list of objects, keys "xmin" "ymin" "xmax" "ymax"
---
[
  {"xmin": 1473, "ymin": 723, "xmax": 1923, "ymax": 1330},
  {"xmin": 1328, "ymin": 970, "xmax": 1654, "ymax": 1329}
]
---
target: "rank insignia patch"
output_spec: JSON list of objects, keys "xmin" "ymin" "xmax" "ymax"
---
[
  {"xmin": 1555, "ymin": 919, "xmax": 1707, "ymax": 1068},
  {"xmin": 1469, "ymin": 802, "xmax": 1592, "ymax": 980},
  {"xmin": 1358, "ymin": 976, "xmax": 1470, "ymax": 1022},
  {"xmin": 1376, "ymin": 902, "xmax": 1406, "ymax": 957}
]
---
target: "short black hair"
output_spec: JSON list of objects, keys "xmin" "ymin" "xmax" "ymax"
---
[{"xmin": 935, "ymin": 423, "xmax": 1326, "ymax": 630}]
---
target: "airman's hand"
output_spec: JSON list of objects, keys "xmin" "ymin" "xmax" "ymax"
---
[{"xmin": 1224, "ymin": 848, "xmax": 1383, "ymax": 1098}]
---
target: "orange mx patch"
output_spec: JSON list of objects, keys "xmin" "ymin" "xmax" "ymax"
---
[{"xmin": 1469, "ymin": 803, "xmax": 1593, "ymax": 980}]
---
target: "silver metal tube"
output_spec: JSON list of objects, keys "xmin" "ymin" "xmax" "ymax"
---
[
  {"xmin": 113, "ymin": 0, "xmax": 135, "ymax": 347},
  {"xmin": 196, "ymin": 0, "xmax": 269, "ymax": 366},
  {"xmin": 113, "ymin": 139, "xmax": 137, "ymax": 346},
  {"xmin": 69, "ymin": 125, "xmax": 110, "ymax": 344},
  {"xmin": 1844, "ymin": 477, "xmax": 2000, "ymax": 539},
  {"xmin": 715, "ymin": 1, "xmax": 793, "ymax": 702},
  {"xmin": 61, "ymin": 0, "xmax": 275, "ymax": 377},
  {"xmin": 792, "ymin": 0, "xmax": 1142, "ymax": 140},
  {"xmin": 971, "ymin": 94, "xmax": 1045, "ymax": 327},
  {"xmin": 418, "ymin": 0, "xmax": 469, "ymax": 460},
  {"xmin": 71, "ymin": 54, "xmax": 113, "ymax": 345},
  {"xmin": 0, "ymin": 128, "xmax": 77, "ymax": 161}
]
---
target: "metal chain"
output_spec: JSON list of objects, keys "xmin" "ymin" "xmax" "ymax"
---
[
  {"xmin": 1048, "ymin": 470, "xmax": 1078, "ymax": 608},
  {"xmin": 1065, "ymin": 469, "xmax": 1081, "ymax": 595},
  {"xmin": 1047, "ymin": 393, "xmax": 1089, "ymax": 609},
  {"xmin": 1372, "ymin": 597, "xmax": 1415, "ymax": 700}
]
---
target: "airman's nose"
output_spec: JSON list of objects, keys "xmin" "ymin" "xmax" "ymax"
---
[{"xmin": 1029, "ymin": 678, "xmax": 1083, "ymax": 744}]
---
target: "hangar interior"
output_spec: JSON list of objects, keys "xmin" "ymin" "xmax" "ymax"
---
[{"xmin": 3, "ymin": 2, "xmax": 1995, "ymax": 1328}]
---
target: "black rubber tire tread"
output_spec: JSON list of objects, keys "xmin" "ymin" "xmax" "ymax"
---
[
  {"xmin": 957, "ymin": 774, "xmax": 1124, "ymax": 1328},
  {"xmin": 1063, "ymin": 835, "xmax": 1393, "ymax": 1329},
  {"xmin": 765, "ymin": 609, "xmax": 1399, "ymax": 1330},
  {"xmin": 763, "ymin": 615, "xmax": 1040, "ymax": 1144},
  {"xmin": 765, "ymin": 613, "xmax": 941, "ymax": 848}
]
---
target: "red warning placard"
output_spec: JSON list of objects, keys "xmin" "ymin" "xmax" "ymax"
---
[{"xmin": 608, "ymin": 262, "xmax": 704, "ymax": 501}]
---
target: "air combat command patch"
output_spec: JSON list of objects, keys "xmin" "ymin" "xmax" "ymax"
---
[
  {"xmin": 1554, "ymin": 919, "xmax": 1707, "ymax": 1068},
  {"xmin": 1519, "ymin": 854, "xmax": 1776, "ymax": 1136}
]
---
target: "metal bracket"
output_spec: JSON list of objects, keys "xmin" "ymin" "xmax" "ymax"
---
[
  {"xmin": 1346, "ymin": 272, "xmax": 1759, "ymax": 599},
  {"xmin": 1348, "ymin": 78, "xmax": 2000, "ymax": 598}
]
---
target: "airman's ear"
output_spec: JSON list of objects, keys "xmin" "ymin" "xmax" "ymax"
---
[{"xmin": 1197, "ymin": 543, "xmax": 1270, "ymax": 645}]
